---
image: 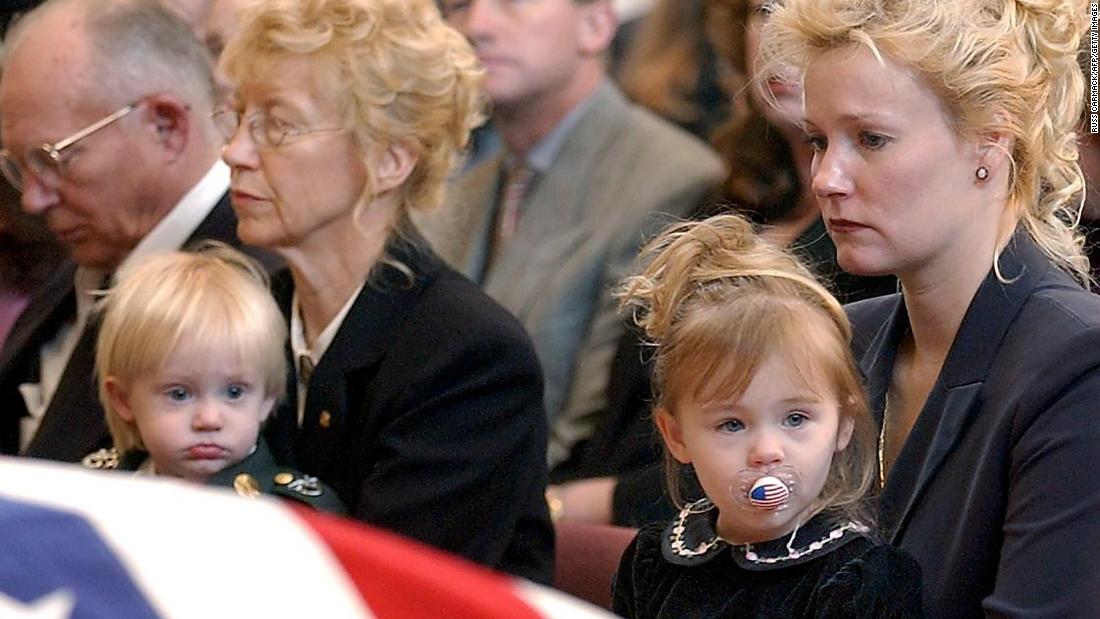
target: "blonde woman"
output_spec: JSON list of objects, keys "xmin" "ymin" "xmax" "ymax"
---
[
  {"xmin": 218, "ymin": 0, "xmax": 552, "ymax": 582},
  {"xmin": 764, "ymin": 0, "xmax": 1100, "ymax": 614}
]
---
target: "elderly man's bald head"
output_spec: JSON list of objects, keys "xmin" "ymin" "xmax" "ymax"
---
[{"xmin": 4, "ymin": 0, "xmax": 216, "ymax": 109}]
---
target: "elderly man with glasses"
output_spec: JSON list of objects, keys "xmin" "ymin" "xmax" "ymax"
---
[{"xmin": 0, "ymin": 0, "xmax": 275, "ymax": 463}]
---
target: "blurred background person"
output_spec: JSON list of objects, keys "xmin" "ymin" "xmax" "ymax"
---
[
  {"xmin": 431, "ymin": 0, "xmax": 724, "ymax": 472},
  {"xmin": 456, "ymin": 0, "xmax": 664, "ymax": 171},
  {"xmin": 218, "ymin": 0, "xmax": 553, "ymax": 583},
  {"xmin": 199, "ymin": 0, "xmax": 245, "ymax": 64},
  {"xmin": 616, "ymin": 0, "xmax": 730, "ymax": 141},
  {"xmin": 198, "ymin": 0, "xmax": 249, "ymax": 97}
]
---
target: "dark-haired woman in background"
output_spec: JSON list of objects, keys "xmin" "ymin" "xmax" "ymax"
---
[{"xmin": 616, "ymin": 0, "xmax": 730, "ymax": 142}]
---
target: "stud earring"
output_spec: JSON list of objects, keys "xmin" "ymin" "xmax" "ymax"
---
[{"xmin": 975, "ymin": 166, "xmax": 990, "ymax": 181}]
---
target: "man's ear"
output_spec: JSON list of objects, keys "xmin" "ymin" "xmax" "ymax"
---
[
  {"xmin": 654, "ymin": 406, "xmax": 692, "ymax": 464},
  {"xmin": 372, "ymin": 141, "xmax": 418, "ymax": 195},
  {"xmin": 139, "ymin": 93, "xmax": 191, "ymax": 160},
  {"xmin": 576, "ymin": 0, "xmax": 617, "ymax": 57},
  {"xmin": 105, "ymin": 376, "xmax": 135, "ymax": 423}
]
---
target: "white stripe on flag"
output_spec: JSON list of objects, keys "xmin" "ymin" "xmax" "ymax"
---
[{"xmin": 513, "ymin": 580, "xmax": 619, "ymax": 618}]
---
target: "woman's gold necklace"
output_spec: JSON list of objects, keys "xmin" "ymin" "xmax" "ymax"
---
[
  {"xmin": 878, "ymin": 394, "xmax": 889, "ymax": 489},
  {"xmin": 881, "ymin": 330, "xmax": 911, "ymax": 489}
]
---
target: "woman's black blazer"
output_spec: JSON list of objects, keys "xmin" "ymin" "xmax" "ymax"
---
[
  {"xmin": 848, "ymin": 232, "xmax": 1100, "ymax": 617},
  {"xmin": 265, "ymin": 233, "xmax": 554, "ymax": 584}
]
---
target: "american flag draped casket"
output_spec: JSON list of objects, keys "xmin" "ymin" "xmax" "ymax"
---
[{"xmin": 0, "ymin": 457, "xmax": 614, "ymax": 619}]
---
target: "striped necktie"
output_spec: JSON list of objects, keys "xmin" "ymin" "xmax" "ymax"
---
[{"xmin": 493, "ymin": 162, "xmax": 535, "ymax": 253}]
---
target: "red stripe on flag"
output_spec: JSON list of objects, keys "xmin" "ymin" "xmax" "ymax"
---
[{"xmin": 292, "ymin": 506, "xmax": 544, "ymax": 619}]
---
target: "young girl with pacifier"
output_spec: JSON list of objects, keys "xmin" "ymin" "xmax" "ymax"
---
[{"xmin": 611, "ymin": 214, "xmax": 921, "ymax": 618}]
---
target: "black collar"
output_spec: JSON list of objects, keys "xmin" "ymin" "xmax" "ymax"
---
[{"xmin": 661, "ymin": 498, "xmax": 870, "ymax": 571}]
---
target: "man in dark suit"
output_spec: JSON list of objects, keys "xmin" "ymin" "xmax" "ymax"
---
[
  {"xmin": 0, "ymin": 0, "xmax": 266, "ymax": 462},
  {"xmin": 427, "ymin": 0, "xmax": 724, "ymax": 469}
]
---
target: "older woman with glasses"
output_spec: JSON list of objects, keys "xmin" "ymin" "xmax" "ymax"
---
[{"xmin": 216, "ymin": 0, "xmax": 553, "ymax": 583}]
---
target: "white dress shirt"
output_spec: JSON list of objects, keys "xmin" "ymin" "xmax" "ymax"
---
[{"xmin": 289, "ymin": 281, "xmax": 365, "ymax": 427}]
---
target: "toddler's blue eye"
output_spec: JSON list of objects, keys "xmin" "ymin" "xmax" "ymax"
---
[
  {"xmin": 784, "ymin": 412, "xmax": 809, "ymax": 427},
  {"xmin": 225, "ymin": 384, "xmax": 247, "ymax": 400},
  {"xmin": 719, "ymin": 419, "xmax": 745, "ymax": 432},
  {"xmin": 166, "ymin": 387, "xmax": 190, "ymax": 401}
]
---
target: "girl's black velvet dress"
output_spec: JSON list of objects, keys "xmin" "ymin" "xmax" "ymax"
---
[{"xmin": 612, "ymin": 500, "xmax": 923, "ymax": 618}]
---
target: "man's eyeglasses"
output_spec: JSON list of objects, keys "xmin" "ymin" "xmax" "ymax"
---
[
  {"xmin": 211, "ymin": 107, "xmax": 345, "ymax": 149},
  {"xmin": 0, "ymin": 102, "xmax": 139, "ymax": 192}
]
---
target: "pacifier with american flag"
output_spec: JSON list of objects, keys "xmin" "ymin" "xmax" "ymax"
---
[{"xmin": 731, "ymin": 465, "xmax": 801, "ymax": 512}]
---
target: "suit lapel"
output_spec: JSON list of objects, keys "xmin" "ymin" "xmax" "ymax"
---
[
  {"xmin": 883, "ymin": 380, "xmax": 984, "ymax": 540},
  {"xmin": 265, "ymin": 271, "xmax": 301, "ymax": 466},
  {"xmin": 873, "ymin": 231, "xmax": 1050, "ymax": 540},
  {"xmin": 0, "ymin": 261, "xmax": 77, "ymax": 382},
  {"xmin": 23, "ymin": 313, "xmax": 105, "ymax": 460},
  {"xmin": 857, "ymin": 295, "xmax": 906, "ymax": 425},
  {"xmin": 482, "ymin": 83, "xmax": 628, "ymax": 316},
  {"xmin": 284, "ymin": 235, "xmax": 443, "ymax": 476},
  {"xmin": 0, "ymin": 262, "xmax": 77, "ymax": 454},
  {"xmin": 185, "ymin": 191, "xmax": 236, "ymax": 245},
  {"xmin": 507, "ymin": 82, "xmax": 628, "ymax": 241},
  {"xmin": 443, "ymin": 160, "xmax": 500, "ymax": 282}
]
